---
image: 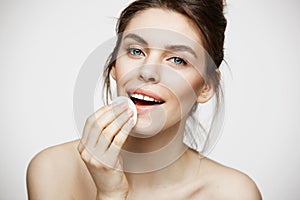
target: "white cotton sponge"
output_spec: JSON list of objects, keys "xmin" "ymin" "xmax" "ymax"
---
[{"xmin": 112, "ymin": 96, "xmax": 137, "ymax": 126}]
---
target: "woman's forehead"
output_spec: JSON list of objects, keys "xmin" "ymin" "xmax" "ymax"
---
[{"xmin": 123, "ymin": 8, "xmax": 204, "ymax": 46}]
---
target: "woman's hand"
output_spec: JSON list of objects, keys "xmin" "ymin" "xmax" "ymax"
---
[{"xmin": 78, "ymin": 101, "xmax": 135, "ymax": 200}]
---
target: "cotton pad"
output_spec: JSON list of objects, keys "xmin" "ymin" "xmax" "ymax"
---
[{"xmin": 112, "ymin": 96, "xmax": 137, "ymax": 126}]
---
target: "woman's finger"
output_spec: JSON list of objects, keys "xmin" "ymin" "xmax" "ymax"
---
[
  {"xmin": 81, "ymin": 104, "xmax": 112, "ymax": 145},
  {"xmin": 103, "ymin": 118, "xmax": 135, "ymax": 168},
  {"xmin": 99, "ymin": 109, "xmax": 133, "ymax": 145},
  {"xmin": 93, "ymin": 109, "xmax": 133, "ymax": 158},
  {"xmin": 83, "ymin": 102, "xmax": 128, "ymax": 149}
]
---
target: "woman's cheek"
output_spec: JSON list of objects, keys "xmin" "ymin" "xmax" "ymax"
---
[
  {"xmin": 159, "ymin": 67, "xmax": 198, "ymax": 117},
  {"xmin": 116, "ymin": 59, "xmax": 141, "ymax": 78}
]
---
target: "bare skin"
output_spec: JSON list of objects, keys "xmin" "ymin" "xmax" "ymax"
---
[
  {"xmin": 27, "ymin": 140, "xmax": 261, "ymax": 200},
  {"xmin": 27, "ymin": 8, "xmax": 262, "ymax": 200}
]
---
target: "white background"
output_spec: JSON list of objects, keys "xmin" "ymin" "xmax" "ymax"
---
[{"xmin": 1, "ymin": 0, "xmax": 299, "ymax": 199}]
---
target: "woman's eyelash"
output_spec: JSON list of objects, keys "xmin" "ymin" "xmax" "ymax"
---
[
  {"xmin": 169, "ymin": 57, "xmax": 187, "ymax": 65},
  {"xmin": 127, "ymin": 47, "xmax": 145, "ymax": 56},
  {"xmin": 126, "ymin": 47, "xmax": 188, "ymax": 66}
]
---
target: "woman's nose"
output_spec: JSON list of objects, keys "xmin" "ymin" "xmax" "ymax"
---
[
  {"xmin": 138, "ymin": 52, "xmax": 161, "ymax": 83},
  {"xmin": 139, "ymin": 65, "xmax": 160, "ymax": 83}
]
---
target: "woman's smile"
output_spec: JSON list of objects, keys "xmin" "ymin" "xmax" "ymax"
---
[{"xmin": 127, "ymin": 88, "xmax": 165, "ymax": 114}]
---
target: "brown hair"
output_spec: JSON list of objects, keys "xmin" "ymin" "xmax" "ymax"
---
[{"xmin": 103, "ymin": 0, "xmax": 227, "ymax": 104}]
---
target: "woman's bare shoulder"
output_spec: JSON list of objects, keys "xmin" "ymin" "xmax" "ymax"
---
[
  {"xmin": 27, "ymin": 140, "xmax": 80, "ymax": 168},
  {"xmin": 26, "ymin": 140, "xmax": 92, "ymax": 199},
  {"xmin": 197, "ymin": 156, "xmax": 262, "ymax": 200}
]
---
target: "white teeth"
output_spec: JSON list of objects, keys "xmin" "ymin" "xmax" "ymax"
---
[
  {"xmin": 130, "ymin": 93, "xmax": 162, "ymax": 103},
  {"xmin": 143, "ymin": 96, "xmax": 155, "ymax": 102},
  {"xmin": 137, "ymin": 94, "xmax": 144, "ymax": 100}
]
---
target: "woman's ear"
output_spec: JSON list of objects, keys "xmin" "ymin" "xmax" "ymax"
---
[
  {"xmin": 197, "ymin": 69, "xmax": 220, "ymax": 103},
  {"xmin": 196, "ymin": 82, "xmax": 214, "ymax": 103}
]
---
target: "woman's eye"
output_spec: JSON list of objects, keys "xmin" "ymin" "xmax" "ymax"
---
[
  {"xmin": 169, "ymin": 57, "xmax": 187, "ymax": 65},
  {"xmin": 127, "ymin": 48, "xmax": 144, "ymax": 56}
]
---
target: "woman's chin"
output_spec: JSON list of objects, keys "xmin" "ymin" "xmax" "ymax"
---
[
  {"xmin": 129, "ymin": 107, "xmax": 167, "ymax": 138},
  {"xmin": 130, "ymin": 124, "xmax": 163, "ymax": 139}
]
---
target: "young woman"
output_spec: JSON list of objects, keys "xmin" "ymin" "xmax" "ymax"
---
[{"xmin": 26, "ymin": 0, "xmax": 262, "ymax": 199}]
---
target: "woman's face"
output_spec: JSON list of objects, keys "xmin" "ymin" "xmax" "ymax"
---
[{"xmin": 112, "ymin": 8, "xmax": 209, "ymax": 137}]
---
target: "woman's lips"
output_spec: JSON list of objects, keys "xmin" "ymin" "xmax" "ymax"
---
[
  {"xmin": 135, "ymin": 104, "xmax": 158, "ymax": 115},
  {"xmin": 128, "ymin": 88, "xmax": 165, "ymax": 102},
  {"xmin": 127, "ymin": 88, "xmax": 165, "ymax": 114}
]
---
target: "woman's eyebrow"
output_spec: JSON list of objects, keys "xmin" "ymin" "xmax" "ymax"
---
[
  {"xmin": 165, "ymin": 45, "xmax": 197, "ymax": 58},
  {"xmin": 123, "ymin": 33, "xmax": 197, "ymax": 58},
  {"xmin": 123, "ymin": 33, "xmax": 148, "ymax": 45}
]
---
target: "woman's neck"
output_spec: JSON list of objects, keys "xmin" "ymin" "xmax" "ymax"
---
[
  {"xmin": 119, "ymin": 118, "xmax": 201, "ymax": 188},
  {"xmin": 124, "ymin": 148, "xmax": 200, "ymax": 191},
  {"xmin": 120, "ymin": 120, "xmax": 188, "ymax": 173}
]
